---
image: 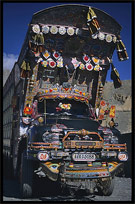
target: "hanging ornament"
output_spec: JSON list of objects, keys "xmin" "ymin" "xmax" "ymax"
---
[
  {"xmin": 34, "ymin": 51, "xmax": 40, "ymax": 57},
  {"xmin": 109, "ymin": 105, "xmax": 115, "ymax": 118},
  {"xmin": 53, "ymin": 51, "xmax": 61, "ymax": 60},
  {"xmin": 92, "ymin": 34, "xmax": 98, "ymax": 39},
  {"xmin": 79, "ymin": 63, "xmax": 85, "ymax": 70},
  {"xmin": 43, "ymin": 50, "xmax": 50, "ymax": 59},
  {"xmin": 110, "ymin": 63, "xmax": 122, "ymax": 88},
  {"xmin": 26, "ymin": 62, "xmax": 31, "ymax": 71},
  {"xmin": 71, "ymin": 57, "xmax": 80, "ymax": 69},
  {"xmin": 41, "ymin": 60, "xmax": 48, "ymax": 67},
  {"xmin": 92, "ymin": 57, "xmax": 99, "ymax": 64},
  {"xmin": 32, "ymin": 24, "xmax": 40, "ymax": 34},
  {"xmin": 87, "ymin": 7, "xmax": 100, "ymax": 36},
  {"xmin": 94, "ymin": 64, "xmax": 100, "ymax": 71},
  {"xmin": 37, "ymin": 57, "xmax": 43, "ymax": 63},
  {"xmin": 86, "ymin": 63, "xmax": 93, "ymax": 71},
  {"xmin": 116, "ymin": 35, "xmax": 129, "ymax": 61},
  {"xmin": 98, "ymin": 114, "xmax": 104, "ymax": 120},
  {"xmin": 100, "ymin": 100, "xmax": 106, "ymax": 107},
  {"xmin": 48, "ymin": 59, "xmax": 56, "ymax": 68},
  {"xmin": 21, "ymin": 60, "xmax": 27, "ymax": 70},
  {"xmin": 23, "ymin": 106, "xmax": 33, "ymax": 115},
  {"xmin": 76, "ymin": 28, "xmax": 79, "ymax": 35},
  {"xmin": 83, "ymin": 54, "xmax": 90, "ymax": 63},
  {"xmin": 113, "ymin": 36, "xmax": 117, "ymax": 43},
  {"xmin": 57, "ymin": 57, "xmax": 63, "ymax": 68}
]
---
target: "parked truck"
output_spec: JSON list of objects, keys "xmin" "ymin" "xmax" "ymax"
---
[{"xmin": 3, "ymin": 4, "xmax": 129, "ymax": 198}]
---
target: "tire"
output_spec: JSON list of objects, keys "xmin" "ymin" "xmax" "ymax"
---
[
  {"xmin": 3, "ymin": 154, "xmax": 13, "ymax": 179},
  {"xmin": 12, "ymin": 142, "xmax": 18, "ymax": 178},
  {"xmin": 97, "ymin": 177, "xmax": 115, "ymax": 196},
  {"xmin": 20, "ymin": 152, "xmax": 34, "ymax": 198}
]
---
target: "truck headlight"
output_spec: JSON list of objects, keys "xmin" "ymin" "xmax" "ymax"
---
[
  {"xmin": 38, "ymin": 117, "xmax": 44, "ymax": 123},
  {"xmin": 118, "ymin": 152, "xmax": 128, "ymax": 161}
]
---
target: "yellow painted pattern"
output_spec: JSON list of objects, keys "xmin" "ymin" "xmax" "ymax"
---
[{"xmin": 66, "ymin": 169, "xmax": 108, "ymax": 173}]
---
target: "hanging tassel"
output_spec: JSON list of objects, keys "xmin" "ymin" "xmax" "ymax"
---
[
  {"xmin": 111, "ymin": 63, "xmax": 122, "ymax": 88},
  {"xmin": 36, "ymin": 33, "xmax": 45, "ymax": 53},
  {"xmin": 87, "ymin": 7, "xmax": 100, "ymax": 36},
  {"xmin": 21, "ymin": 60, "xmax": 26, "ymax": 70},
  {"xmin": 27, "ymin": 62, "xmax": 31, "ymax": 71},
  {"xmin": 20, "ymin": 69, "xmax": 26, "ymax": 78},
  {"xmin": 116, "ymin": 35, "xmax": 129, "ymax": 61},
  {"xmin": 21, "ymin": 60, "xmax": 26, "ymax": 78}
]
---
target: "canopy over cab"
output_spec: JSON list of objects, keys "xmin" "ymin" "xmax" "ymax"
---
[{"xmin": 18, "ymin": 4, "xmax": 128, "ymax": 115}]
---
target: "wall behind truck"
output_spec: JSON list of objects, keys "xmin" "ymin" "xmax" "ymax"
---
[
  {"xmin": 103, "ymin": 80, "xmax": 131, "ymax": 134},
  {"xmin": 3, "ymin": 67, "xmax": 15, "ymax": 157}
]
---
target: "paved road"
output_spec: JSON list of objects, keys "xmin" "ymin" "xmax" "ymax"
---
[{"xmin": 3, "ymin": 176, "xmax": 132, "ymax": 202}]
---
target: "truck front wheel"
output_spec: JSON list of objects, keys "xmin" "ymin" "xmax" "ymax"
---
[
  {"xmin": 97, "ymin": 177, "xmax": 115, "ymax": 196},
  {"xmin": 20, "ymin": 152, "xmax": 34, "ymax": 198}
]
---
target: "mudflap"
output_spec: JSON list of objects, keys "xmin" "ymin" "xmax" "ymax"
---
[{"xmin": 64, "ymin": 178, "xmax": 97, "ymax": 195}]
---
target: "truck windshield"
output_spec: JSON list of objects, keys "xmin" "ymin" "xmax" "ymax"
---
[{"xmin": 37, "ymin": 99, "xmax": 90, "ymax": 118}]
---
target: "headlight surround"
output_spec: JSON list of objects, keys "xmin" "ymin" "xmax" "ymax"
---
[
  {"xmin": 37, "ymin": 151, "xmax": 49, "ymax": 161},
  {"xmin": 118, "ymin": 152, "xmax": 128, "ymax": 161}
]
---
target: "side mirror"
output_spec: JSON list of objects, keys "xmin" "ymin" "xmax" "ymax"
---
[{"xmin": 22, "ymin": 117, "xmax": 32, "ymax": 125}]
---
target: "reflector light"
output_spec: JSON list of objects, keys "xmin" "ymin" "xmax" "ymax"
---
[
  {"xmin": 69, "ymin": 163, "xmax": 74, "ymax": 168},
  {"xmin": 88, "ymin": 162, "xmax": 93, "ymax": 167},
  {"xmin": 102, "ymin": 162, "xmax": 106, "ymax": 167}
]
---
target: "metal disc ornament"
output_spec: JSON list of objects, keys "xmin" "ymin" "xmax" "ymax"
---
[
  {"xmin": 86, "ymin": 63, "xmax": 93, "ymax": 71},
  {"xmin": 41, "ymin": 60, "xmax": 48, "ymax": 67},
  {"xmin": 32, "ymin": 24, "xmax": 40, "ymax": 34},
  {"xmin": 42, "ymin": 25, "xmax": 50, "ymax": 34},
  {"xmin": 79, "ymin": 63, "xmax": 85, "ymax": 70},
  {"xmin": 98, "ymin": 32, "xmax": 105, "ymax": 40},
  {"xmin": 106, "ymin": 34, "xmax": 112, "ymax": 43},
  {"xmin": 67, "ymin": 27, "xmax": 74, "ymax": 36},
  {"xmin": 94, "ymin": 64, "xmax": 100, "ymax": 71},
  {"xmin": 49, "ymin": 60, "xmax": 56, "ymax": 68},
  {"xmin": 59, "ymin": 26, "xmax": 66, "ymax": 35},
  {"xmin": 50, "ymin": 26, "xmax": 58, "ymax": 34}
]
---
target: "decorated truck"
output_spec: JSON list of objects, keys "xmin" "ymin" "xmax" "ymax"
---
[{"xmin": 3, "ymin": 4, "xmax": 129, "ymax": 198}]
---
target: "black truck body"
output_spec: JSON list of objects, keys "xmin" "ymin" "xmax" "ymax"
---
[{"xmin": 3, "ymin": 4, "xmax": 128, "ymax": 198}]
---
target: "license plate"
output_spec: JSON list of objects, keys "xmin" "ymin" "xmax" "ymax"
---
[{"xmin": 72, "ymin": 153, "xmax": 96, "ymax": 161}]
